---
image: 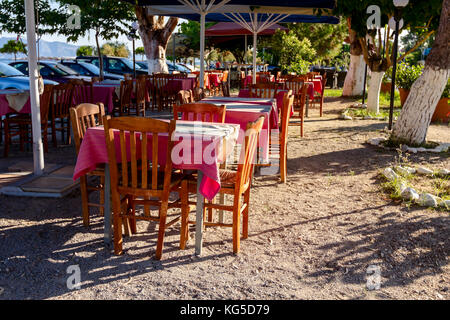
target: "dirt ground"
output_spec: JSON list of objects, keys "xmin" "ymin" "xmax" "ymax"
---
[{"xmin": 0, "ymin": 95, "xmax": 448, "ymax": 300}]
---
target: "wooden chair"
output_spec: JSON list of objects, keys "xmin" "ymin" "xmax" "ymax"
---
[
  {"xmin": 3, "ymin": 85, "xmax": 53, "ymax": 157},
  {"xmin": 249, "ymin": 83, "xmax": 279, "ymax": 99},
  {"xmin": 180, "ymin": 116, "xmax": 265, "ymax": 254},
  {"xmin": 70, "ymin": 79, "xmax": 94, "ymax": 105},
  {"xmin": 192, "ymin": 87, "xmax": 206, "ymax": 102},
  {"xmin": 284, "ymin": 78, "xmax": 308, "ymax": 137},
  {"xmin": 50, "ymin": 82, "xmax": 74, "ymax": 146},
  {"xmin": 112, "ymin": 80, "xmax": 134, "ymax": 116},
  {"xmin": 177, "ymin": 90, "xmax": 194, "ymax": 105},
  {"xmin": 221, "ymin": 81, "xmax": 231, "ymax": 97},
  {"xmin": 173, "ymin": 103, "xmax": 226, "ymax": 123},
  {"xmin": 153, "ymin": 74, "xmax": 171, "ymax": 111},
  {"xmin": 70, "ymin": 103, "xmax": 106, "ymax": 226},
  {"xmin": 132, "ymin": 75, "xmax": 147, "ymax": 116},
  {"xmin": 311, "ymin": 73, "xmax": 327, "ymax": 117},
  {"xmin": 103, "ymin": 116, "xmax": 188, "ymax": 260}
]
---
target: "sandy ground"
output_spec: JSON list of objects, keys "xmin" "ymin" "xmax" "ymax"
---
[{"xmin": 0, "ymin": 95, "xmax": 448, "ymax": 300}]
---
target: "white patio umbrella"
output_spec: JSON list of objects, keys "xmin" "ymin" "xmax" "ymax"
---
[
  {"xmin": 25, "ymin": 0, "xmax": 44, "ymax": 175},
  {"xmin": 127, "ymin": 0, "xmax": 338, "ymax": 85}
]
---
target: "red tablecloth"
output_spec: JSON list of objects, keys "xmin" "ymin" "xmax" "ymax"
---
[
  {"xmin": 164, "ymin": 78, "xmax": 197, "ymax": 93},
  {"xmin": 205, "ymin": 73, "xmax": 223, "ymax": 89},
  {"xmin": 90, "ymin": 84, "xmax": 116, "ymax": 113},
  {"xmin": 0, "ymin": 91, "xmax": 31, "ymax": 116},
  {"xmin": 201, "ymin": 96, "xmax": 279, "ymax": 162},
  {"xmin": 73, "ymin": 120, "xmax": 240, "ymax": 201}
]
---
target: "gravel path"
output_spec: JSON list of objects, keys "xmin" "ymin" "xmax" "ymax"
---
[{"xmin": 0, "ymin": 96, "xmax": 448, "ymax": 300}]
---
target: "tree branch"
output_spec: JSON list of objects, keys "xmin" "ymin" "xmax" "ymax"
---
[{"xmin": 397, "ymin": 30, "xmax": 434, "ymax": 62}]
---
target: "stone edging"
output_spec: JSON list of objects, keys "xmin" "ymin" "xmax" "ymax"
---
[
  {"xmin": 382, "ymin": 166, "xmax": 450, "ymax": 210},
  {"xmin": 368, "ymin": 137, "xmax": 450, "ymax": 154}
]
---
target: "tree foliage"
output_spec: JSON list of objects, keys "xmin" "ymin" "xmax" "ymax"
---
[
  {"xmin": 287, "ymin": 20, "xmax": 348, "ymax": 65},
  {"xmin": 0, "ymin": 40, "xmax": 28, "ymax": 61},
  {"xmin": 76, "ymin": 45, "xmax": 95, "ymax": 56}
]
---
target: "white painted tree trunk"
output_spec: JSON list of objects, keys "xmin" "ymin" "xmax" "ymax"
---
[
  {"xmin": 392, "ymin": 67, "xmax": 450, "ymax": 145},
  {"xmin": 342, "ymin": 54, "xmax": 365, "ymax": 96},
  {"xmin": 367, "ymin": 71, "xmax": 385, "ymax": 114},
  {"xmin": 145, "ymin": 41, "xmax": 168, "ymax": 74}
]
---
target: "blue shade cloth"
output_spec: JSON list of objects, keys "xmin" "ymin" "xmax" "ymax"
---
[{"xmin": 133, "ymin": 0, "xmax": 335, "ymax": 8}]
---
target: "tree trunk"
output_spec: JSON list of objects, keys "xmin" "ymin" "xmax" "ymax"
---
[
  {"xmin": 367, "ymin": 71, "xmax": 385, "ymax": 113},
  {"xmin": 135, "ymin": 6, "xmax": 178, "ymax": 74},
  {"xmin": 95, "ymin": 30, "xmax": 104, "ymax": 78},
  {"xmin": 343, "ymin": 54, "xmax": 365, "ymax": 96},
  {"xmin": 391, "ymin": 0, "xmax": 450, "ymax": 145},
  {"xmin": 342, "ymin": 19, "xmax": 365, "ymax": 97}
]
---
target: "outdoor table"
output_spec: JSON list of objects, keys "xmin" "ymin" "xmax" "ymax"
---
[
  {"xmin": 88, "ymin": 84, "xmax": 117, "ymax": 113},
  {"xmin": 200, "ymin": 96, "xmax": 279, "ymax": 163},
  {"xmin": 164, "ymin": 78, "xmax": 196, "ymax": 93},
  {"xmin": 73, "ymin": 120, "xmax": 240, "ymax": 256},
  {"xmin": 0, "ymin": 89, "xmax": 31, "ymax": 116}
]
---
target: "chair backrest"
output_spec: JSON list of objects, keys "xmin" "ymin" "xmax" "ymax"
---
[
  {"xmin": 235, "ymin": 116, "xmax": 265, "ymax": 192},
  {"xmin": 51, "ymin": 83, "xmax": 74, "ymax": 118},
  {"xmin": 173, "ymin": 103, "xmax": 226, "ymax": 123},
  {"xmin": 70, "ymin": 103, "xmax": 105, "ymax": 154},
  {"xmin": 249, "ymin": 83, "xmax": 279, "ymax": 99},
  {"xmin": 221, "ymin": 81, "xmax": 230, "ymax": 97},
  {"xmin": 103, "ymin": 116, "xmax": 176, "ymax": 196},
  {"xmin": 119, "ymin": 79, "xmax": 134, "ymax": 109},
  {"xmin": 40, "ymin": 85, "xmax": 54, "ymax": 124},
  {"xmin": 280, "ymin": 91, "xmax": 294, "ymax": 144},
  {"xmin": 135, "ymin": 75, "xmax": 147, "ymax": 107},
  {"xmin": 221, "ymin": 70, "xmax": 229, "ymax": 83},
  {"xmin": 154, "ymin": 73, "xmax": 170, "ymax": 90},
  {"xmin": 284, "ymin": 77, "xmax": 305, "ymax": 96},
  {"xmin": 123, "ymin": 73, "xmax": 133, "ymax": 80},
  {"xmin": 193, "ymin": 87, "xmax": 205, "ymax": 101},
  {"xmin": 70, "ymin": 79, "xmax": 93, "ymax": 105},
  {"xmin": 177, "ymin": 90, "xmax": 194, "ymax": 105}
]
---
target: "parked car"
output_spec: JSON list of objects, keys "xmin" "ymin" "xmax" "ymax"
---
[
  {"xmin": 9, "ymin": 61, "xmax": 91, "ymax": 83},
  {"xmin": 136, "ymin": 60, "xmax": 191, "ymax": 74},
  {"xmin": 76, "ymin": 56, "xmax": 148, "ymax": 76},
  {"xmin": 60, "ymin": 60, "xmax": 124, "ymax": 81},
  {"xmin": 0, "ymin": 62, "xmax": 58, "ymax": 90}
]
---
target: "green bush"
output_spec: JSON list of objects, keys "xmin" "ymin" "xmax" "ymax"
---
[
  {"xmin": 395, "ymin": 63, "xmax": 424, "ymax": 90},
  {"xmin": 441, "ymin": 79, "xmax": 450, "ymax": 98}
]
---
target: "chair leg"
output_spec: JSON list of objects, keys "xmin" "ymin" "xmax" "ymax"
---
[
  {"xmin": 99, "ymin": 175, "xmax": 105, "ymax": 216},
  {"xmin": 180, "ymin": 180, "xmax": 189, "ymax": 250},
  {"xmin": 79, "ymin": 175, "xmax": 90, "ymax": 227},
  {"xmin": 51, "ymin": 119, "xmax": 57, "ymax": 147},
  {"xmin": 232, "ymin": 197, "xmax": 242, "ymax": 254},
  {"xmin": 155, "ymin": 201, "xmax": 169, "ymax": 260},
  {"xmin": 242, "ymin": 189, "xmax": 250, "ymax": 239},
  {"xmin": 280, "ymin": 143, "xmax": 287, "ymax": 183},
  {"xmin": 3, "ymin": 120, "xmax": 9, "ymax": 157},
  {"xmin": 320, "ymin": 96, "xmax": 324, "ymax": 117},
  {"xmin": 112, "ymin": 195, "xmax": 124, "ymax": 255}
]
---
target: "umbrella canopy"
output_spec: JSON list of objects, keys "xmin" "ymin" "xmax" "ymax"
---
[
  {"xmin": 206, "ymin": 21, "xmax": 287, "ymax": 36},
  {"xmin": 124, "ymin": 0, "xmax": 339, "ymax": 86}
]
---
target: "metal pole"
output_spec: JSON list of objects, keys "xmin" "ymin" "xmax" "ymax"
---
[
  {"xmin": 132, "ymin": 38, "xmax": 136, "ymax": 78},
  {"xmin": 362, "ymin": 39, "xmax": 369, "ymax": 106},
  {"xmin": 200, "ymin": 13, "xmax": 206, "ymax": 88},
  {"xmin": 389, "ymin": 14, "xmax": 400, "ymax": 130},
  {"xmin": 252, "ymin": 31, "xmax": 257, "ymax": 85},
  {"xmin": 25, "ymin": 0, "xmax": 44, "ymax": 176}
]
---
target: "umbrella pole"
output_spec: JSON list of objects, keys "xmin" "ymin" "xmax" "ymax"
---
[
  {"xmin": 200, "ymin": 12, "xmax": 206, "ymax": 89},
  {"xmin": 252, "ymin": 31, "xmax": 257, "ymax": 85},
  {"xmin": 25, "ymin": 0, "xmax": 44, "ymax": 176}
]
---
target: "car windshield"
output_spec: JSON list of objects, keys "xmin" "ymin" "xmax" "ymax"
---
[
  {"xmin": 53, "ymin": 63, "xmax": 78, "ymax": 75},
  {"xmin": 79, "ymin": 62, "xmax": 100, "ymax": 74},
  {"xmin": 0, "ymin": 62, "xmax": 25, "ymax": 77},
  {"xmin": 120, "ymin": 58, "xmax": 142, "ymax": 70}
]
